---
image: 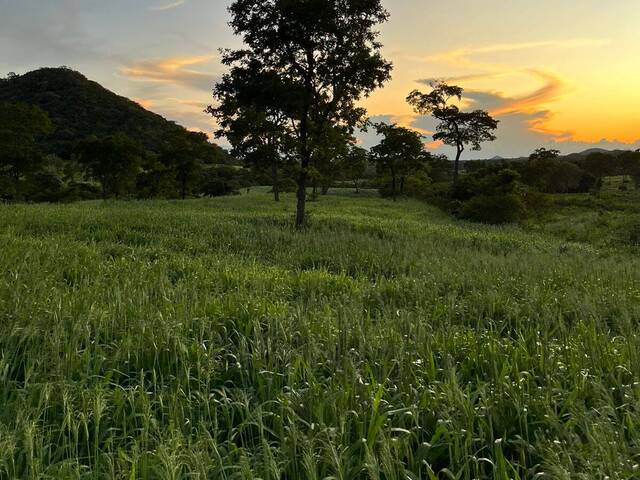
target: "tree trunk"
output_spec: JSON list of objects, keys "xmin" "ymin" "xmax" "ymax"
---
[
  {"xmin": 296, "ymin": 125, "xmax": 310, "ymax": 228},
  {"xmin": 391, "ymin": 173, "xmax": 397, "ymax": 202},
  {"xmin": 454, "ymin": 146, "xmax": 464, "ymax": 184},
  {"xmin": 296, "ymin": 52, "xmax": 313, "ymax": 229},
  {"xmin": 12, "ymin": 171, "xmax": 21, "ymax": 201},
  {"xmin": 272, "ymin": 162, "xmax": 280, "ymax": 202},
  {"xmin": 296, "ymin": 164, "xmax": 308, "ymax": 228}
]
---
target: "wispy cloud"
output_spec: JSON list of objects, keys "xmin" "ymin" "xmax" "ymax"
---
[
  {"xmin": 149, "ymin": 0, "xmax": 186, "ymax": 12},
  {"xmin": 120, "ymin": 54, "xmax": 217, "ymax": 92},
  {"xmin": 425, "ymin": 38, "xmax": 609, "ymax": 68},
  {"xmin": 485, "ymin": 70, "xmax": 570, "ymax": 116}
]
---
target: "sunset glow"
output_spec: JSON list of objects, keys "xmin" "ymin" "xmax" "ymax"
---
[{"xmin": 1, "ymin": 0, "xmax": 638, "ymax": 157}]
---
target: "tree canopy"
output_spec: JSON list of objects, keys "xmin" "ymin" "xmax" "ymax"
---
[
  {"xmin": 407, "ymin": 81, "xmax": 498, "ymax": 183},
  {"xmin": 370, "ymin": 123, "xmax": 426, "ymax": 200},
  {"xmin": 0, "ymin": 101, "xmax": 53, "ymax": 198},
  {"xmin": 211, "ymin": 0, "xmax": 393, "ymax": 227}
]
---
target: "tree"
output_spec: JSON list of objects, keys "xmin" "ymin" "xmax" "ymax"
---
[
  {"xmin": 529, "ymin": 147, "xmax": 560, "ymax": 162},
  {"xmin": 211, "ymin": 0, "xmax": 393, "ymax": 227},
  {"xmin": 75, "ymin": 134, "xmax": 143, "ymax": 199},
  {"xmin": 523, "ymin": 148, "xmax": 585, "ymax": 193},
  {"xmin": 210, "ymin": 65, "xmax": 293, "ymax": 202},
  {"xmin": 159, "ymin": 130, "xmax": 214, "ymax": 200},
  {"xmin": 425, "ymin": 153, "xmax": 454, "ymax": 183},
  {"xmin": 407, "ymin": 81, "xmax": 499, "ymax": 183},
  {"xmin": 370, "ymin": 123, "xmax": 426, "ymax": 201},
  {"xmin": 310, "ymin": 124, "xmax": 353, "ymax": 196},
  {"xmin": 0, "ymin": 102, "xmax": 53, "ymax": 199},
  {"xmin": 338, "ymin": 145, "xmax": 369, "ymax": 193}
]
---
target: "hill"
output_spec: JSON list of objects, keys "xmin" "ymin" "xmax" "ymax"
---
[
  {"xmin": 0, "ymin": 190, "xmax": 638, "ymax": 478},
  {"xmin": 0, "ymin": 67, "xmax": 226, "ymax": 159}
]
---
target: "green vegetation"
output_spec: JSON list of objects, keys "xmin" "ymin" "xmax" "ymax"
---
[
  {"xmin": 528, "ymin": 188, "xmax": 640, "ymax": 249},
  {"xmin": 0, "ymin": 69, "xmax": 237, "ymax": 203},
  {"xmin": 1, "ymin": 190, "xmax": 639, "ymax": 479}
]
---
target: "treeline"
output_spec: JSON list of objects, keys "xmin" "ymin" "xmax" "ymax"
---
[
  {"xmin": 418, "ymin": 147, "xmax": 640, "ymax": 224},
  {"xmin": 0, "ymin": 100, "xmax": 251, "ymax": 202}
]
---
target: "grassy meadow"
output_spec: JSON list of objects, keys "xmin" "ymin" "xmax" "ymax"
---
[{"xmin": 1, "ymin": 189, "xmax": 639, "ymax": 479}]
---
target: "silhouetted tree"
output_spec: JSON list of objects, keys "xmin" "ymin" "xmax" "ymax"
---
[
  {"xmin": 338, "ymin": 145, "xmax": 369, "ymax": 193},
  {"xmin": 311, "ymin": 124, "xmax": 353, "ymax": 196},
  {"xmin": 407, "ymin": 82, "xmax": 499, "ymax": 183},
  {"xmin": 370, "ymin": 123, "xmax": 425, "ymax": 201},
  {"xmin": 529, "ymin": 148, "xmax": 560, "ymax": 162},
  {"xmin": 159, "ymin": 130, "xmax": 214, "ymax": 200},
  {"xmin": 212, "ymin": 0, "xmax": 393, "ymax": 227},
  {"xmin": 0, "ymin": 102, "xmax": 53, "ymax": 199},
  {"xmin": 76, "ymin": 134, "xmax": 143, "ymax": 199},
  {"xmin": 575, "ymin": 152, "xmax": 618, "ymax": 192},
  {"xmin": 210, "ymin": 65, "xmax": 293, "ymax": 202},
  {"xmin": 524, "ymin": 148, "xmax": 574, "ymax": 193}
]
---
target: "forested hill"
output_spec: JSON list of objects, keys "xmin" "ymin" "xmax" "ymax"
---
[{"xmin": 0, "ymin": 67, "xmax": 225, "ymax": 159}]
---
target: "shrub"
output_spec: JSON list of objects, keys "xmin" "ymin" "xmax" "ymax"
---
[{"xmin": 461, "ymin": 193, "xmax": 525, "ymax": 224}]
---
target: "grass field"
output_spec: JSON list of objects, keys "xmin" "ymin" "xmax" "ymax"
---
[{"xmin": 1, "ymin": 189, "xmax": 639, "ymax": 479}]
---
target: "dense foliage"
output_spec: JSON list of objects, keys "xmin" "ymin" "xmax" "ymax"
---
[
  {"xmin": 1, "ymin": 191, "xmax": 639, "ymax": 478},
  {"xmin": 0, "ymin": 69, "xmax": 243, "ymax": 201},
  {"xmin": 211, "ymin": 0, "xmax": 393, "ymax": 227}
]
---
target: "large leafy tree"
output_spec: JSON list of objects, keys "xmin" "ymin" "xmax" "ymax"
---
[
  {"xmin": 370, "ymin": 123, "xmax": 426, "ymax": 201},
  {"xmin": 407, "ymin": 81, "xmax": 499, "ymax": 183},
  {"xmin": 0, "ymin": 102, "xmax": 53, "ymax": 199},
  {"xmin": 211, "ymin": 0, "xmax": 393, "ymax": 227},
  {"xmin": 210, "ymin": 65, "xmax": 293, "ymax": 202}
]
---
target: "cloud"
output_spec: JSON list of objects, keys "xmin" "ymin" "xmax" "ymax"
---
[
  {"xmin": 380, "ymin": 68, "xmax": 639, "ymax": 159},
  {"xmin": 150, "ymin": 0, "xmax": 187, "ymax": 11},
  {"xmin": 120, "ymin": 55, "xmax": 217, "ymax": 92},
  {"xmin": 425, "ymin": 38, "xmax": 609, "ymax": 69},
  {"xmin": 455, "ymin": 70, "xmax": 569, "ymax": 119},
  {"xmin": 488, "ymin": 70, "xmax": 569, "ymax": 116}
]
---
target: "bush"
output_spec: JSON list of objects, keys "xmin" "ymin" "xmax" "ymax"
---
[
  {"xmin": 420, "ymin": 182, "xmax": 457, "ymax": 211},
  {"xmin": 461, "ymin": 193, "xmax": 525, "ymax": 224},
  {"xmin": 275, "ymin": 177, "xmax": 298, "ymax": 193},
  {"xmin": 24, "ymin": 172, "xmax": 65, "ymax": 202},
  {"xmin": 60, "ymin": 182, "xmax": 101, "ymax": 202},
  {"xmin": 404, "ymin": 171, "xmax": 432, "ymax": 198}
]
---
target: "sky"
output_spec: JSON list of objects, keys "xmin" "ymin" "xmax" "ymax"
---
[{"xmin": 1, "ymin": 0, "xmax": 639, "ymax": 159}]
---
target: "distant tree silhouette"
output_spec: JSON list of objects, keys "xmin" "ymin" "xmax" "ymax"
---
[
  {"xmin": 370, "ymin": 123, "xmax": 425, "ymax": 201},
  {"xmin": 310, "ymin": 124, "xmax": 353, "ymax": 196},
  {"xmin": 338, "ymin": 145, "xmax": 369, "ymax": 193},
  {"xmin": 529, "ymin": 148, "xmax": 560, "ymax": 162},
  {"xmin": 76, "ymin": 134, "xmax": 143, "ymax": 199},
  {"xmin": 212, "ymin": 0, "xmax": 393, "ymax": 227},
  {"xmin": 0, "ymin": 102, "xmax": 53, "ymax": 199},
  {"xmin": 407, "ymin": 82, "xmax": 498, "ymax": 183},
  {"xmin": 160, "ymin": 130, "xmax": 214, "ymax": 200}
]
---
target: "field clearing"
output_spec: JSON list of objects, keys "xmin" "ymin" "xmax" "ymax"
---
[{"xmin": 1, "ymin": 190, "xmax": 640, "ymax": 479}]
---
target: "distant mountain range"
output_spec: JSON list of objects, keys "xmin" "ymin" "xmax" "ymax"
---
[
  {"xmin": 0, "ymin": 67, "xmax": 226, "ymax": 159},
  {"xmin": 467, "ymin": 148, "xmax": 632, "ymax": 163}
]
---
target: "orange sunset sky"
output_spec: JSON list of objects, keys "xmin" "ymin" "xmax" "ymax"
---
[{"xmin": 1, "ymin": 0, "xmax": 639, "ymax": 158}]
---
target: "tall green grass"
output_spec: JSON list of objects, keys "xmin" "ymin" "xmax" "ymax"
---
[{"xmin": 1, "ymin": 190, "xmax": 639, "ymax": 479}]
